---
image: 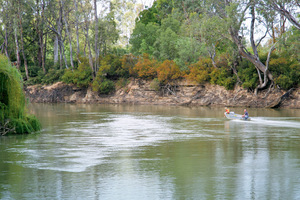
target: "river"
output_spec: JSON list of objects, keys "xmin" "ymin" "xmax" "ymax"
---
[{"xmin": 1, "ymin": 104, "xmax": 300, "ymax": 200}]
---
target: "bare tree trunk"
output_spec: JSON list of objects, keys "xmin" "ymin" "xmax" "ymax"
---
[
  {"xmin": 207, "ymin": 44, "xmax": 217, "ymax": 68},
  {"xmin": 280, "ymin": 14, "xmax": 286, "ymax": 36},
  {"xmin": 270, "ymin": 1, "xmax": 300, "ymax": 30},
  {"xmin": 4, "ymin": 24, "xmax": 10, "ymax": 59},
  {"xmin": 3, "ymin": 0, "xmax": 11, "ymax": 59},
  {"xmin": 41, "ymin": 0, "xmax": 46, "ymax": 73},
  {"xmin": 229, "ymin": 3, "xmax": 273, "ymax": 93},
  {"xmin": 94, "ymin": 0, "xmax": 99, "ymax": 72},
  {"xmin": 36, "ymin": 0, "xmax": 46, "ymax": 73},
  {"xmin": 74, "ymin": 0, "xmax": 81, "ymax": 63},
  {"xmin": 54, "ymin": 35, "xmax": 59, "ymax": 65},
  {"xmin": 271, "ymin": 22, "xmax": 276, "ymax": 43},
  {"xmin": 14, "ymin": 27, "xmax": 21, "ymax": 70},
  {"xmin": 36, "ymin": 0, "xmax": 41, "ymax": 66},
  {"xmin": 61, "ymin": 40, "xmax": 69, "ymax": 69},
  {"xmin": 58, "ymin": 1, "xmax": 68, "ymax": 69},
  {"xmin": 57, "ymin": 7, "xmax": 63, "ymax": 69},
  {"xmin": 83, "ymin": 36, "xmax": 87, "ymax": 57},
  {"xmin": 84, "ymin": 17, "xmax": 94, "ymax": 77},
  {"xmin": 59, "ymin": 39, "xmax": 63, "ymax": 69},
  {"xmin": 44, "ymin": 30, "xmax": 47, "ymax": 69},
  {"xmin": 61, "ymin": 0, "xmax": 74, "ymax": 69},
  {"xmin": 17, "ymin": 9, "xmax": 29, "ymax": 80}
]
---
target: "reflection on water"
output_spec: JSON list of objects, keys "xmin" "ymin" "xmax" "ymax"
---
[{"xmin": 1, "ymin": 104, "xmax": 300, "ymax": 200}]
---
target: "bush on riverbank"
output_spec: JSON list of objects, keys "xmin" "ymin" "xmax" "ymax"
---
[
  {"xmin": 0, "ymin": 54, "xmax": 41, "ymax": 135},
  {"xmin": 24, "ymin": 50, "xmax": 299, "ymax": 94}
]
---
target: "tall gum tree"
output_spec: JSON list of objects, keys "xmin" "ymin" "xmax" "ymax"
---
[
  {"xmin": 15, "ymin": 0, "xmax": 29, "ymax": 80},
  {"xmin": 205, "ymin": 0, "xmax": 276, "ymax": 92},
  {"xmin": 261, "ymin": 0, "xmax": 300, "ymax": 30}
]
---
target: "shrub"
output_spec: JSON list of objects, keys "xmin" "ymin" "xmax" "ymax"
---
[
  {"xmin": 61, "ymin": 69, "xmax": 74, "ymax": 84},
  {"xmin": 269, "ymin": 57, "xmax": 300, "ymax": 90},
  {"xmin": 92, "ymin": 67, "xmax": 115, "ymax": 94},
  {"xmin": 120, "ymin": 54, "xmax": 138, "ymax": 77},
  {"xmin": 156, "ymin": 60, "xmax": 181, "ymax": 83},
  {"xmin": 61, "ymin": 57, "xmax": 93, "ymax": 87},
  {"xmin": 150, "ymin": 78, "xmax": 161, "ymax": 91},
  {"xmin": 269, "ymin": 57, "xmax": 289, "ymax": 77},
  {"xmin": 28, "ymin": 65, "xmax": 41, "ymax": 77},
  {"xmin": 92, "ymin": 77, "xmax": 115, "ymax": 94},
  {"xmin": 116, "ymin": 78, "xmax": 129, "ymax": 90},
  {"xmin": 133, "ymin": 53, "xmax": 158, "ymax": 79},
  {"xmin": 41, "ymin": 68, "xmax": 64, "ymax": 84},
  {"xmin": 210, "ymin": 67, "xmax": 236, "ymax": 90},
  {"xmin": 274, "ymin": 75, "xmax": 293, "ymax": 90},
  {"xmin": 73, "ymin": 63, "xmax": 93, "ymax": 87},
  {"xmin": 98, "ymin": 54, "xmax": 122, "ymax": 79},
  {"xmin": 289, "ymin": 62, "xmax": 300, "ymax": 85},
  {"xmin": 238, "ymin": 61, "xmax": 258, "ymax": 90},
  {"xmin": 0, "ymin": 54, "xmax": 40, "ymax": 135},
  {"xmin": 186, "ymin": 58, "xmax": 212, "ymax": 84}
]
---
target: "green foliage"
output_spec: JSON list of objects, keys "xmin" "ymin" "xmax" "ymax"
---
[
  {"xmin": 116, "ymin": 78, "xmax": 129, "ymax": 90},
  {"xmin": 175, "ymin": 37, "xmax": 203, "ymax": 70},
  {"xmin": 269, "ymin": 57, "xmax": 300, "ymax": 90},
  {"xmin": 28, "ymin": 65, "xmax": 41, "ymax": 77},
  {"xmin": 274, "ymin": 75, "xmax": 293, "ymax": 90},
  {"xmin": 9, "ymin": 115, "xmax": 40, "ymax": 134},
  {"xmin": 150, "ymin": 78, "xmax": 161, "ymax": 91},
  {"xmin": 41, "ymin": 69, "xmax": 64, "ymax": 84},
  {"xmin": 135, "ymin": 2, "xmax": 161, "ymax": 25},
  {"xmin": 120, "ymin": 54, "xmax": 138, "ymax": 77},
  {"xmin": 61, "ymin": 69, "xmax": 74, "ymax": 84},
  {"xmin": 277, "ymin": 27, "xmax": 300, "ymax": 61},
  {"xmin": 98, "ymin": 54, "xmax": 123, "ymax": 79},
  {"xmin": 62, "ymin": 57, "xmax": 93, "ymax": 87},
  {"xmin": 130, "ymin": 22, "xmax": 159, "ymax": 55},
  {"xmin": 92, "ymin": 76, "xmax": 115, "ymax": 95},
  {"xmin": 155, "ymin": 27, "xmax": 178, "ymax": 61},
  {"xmin": 1, "ymin": 0, "xmax": 299, "ymax": 95},
  {"xmin": 0, "ymin": 54, "xmax": 40, "ymax": 135},
  {"xmin": 238, "ymin": 61, "xmax": 258, "ymax": 90},
  {"xmin": 160, "ymin": 16, "xmax": 180, "ymax": 33},
  {"xmin": 210, "ymin": 67, "xmax": 236, "ymax": 90}
]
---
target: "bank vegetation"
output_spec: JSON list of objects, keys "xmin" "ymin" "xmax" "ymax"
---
[{"xmin": 0, "ymin": 0, "xmax": 299, "ymax": 102}]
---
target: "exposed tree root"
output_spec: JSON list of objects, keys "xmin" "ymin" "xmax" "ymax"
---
[{"xmin": 266, "ymin": 88, "xmax": 294, "ymax": 108}]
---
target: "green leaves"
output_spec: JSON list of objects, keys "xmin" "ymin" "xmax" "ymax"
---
[{"xmin": 0, "ymin": 54, "xmax": 40, "ymax": 135}]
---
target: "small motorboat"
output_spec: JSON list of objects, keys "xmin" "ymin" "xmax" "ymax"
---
[{"xmin": 224, "ymin": 112, "xmax": 251, "ymax": 121}]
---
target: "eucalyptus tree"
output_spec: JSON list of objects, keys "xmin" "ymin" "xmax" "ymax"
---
[
  {"xmin": 200, "ymin": 0, "xmax": 283, "ymax": 92},
  {"xmin": 61, "ymin": 0, "xmax": 74, "ymax": 69},
  {"xmin": 74, "ymin": 0, "xmax": 80, "ymax": 62},
  {"xmin": 30, "ymin": 0, "xmax": 47, "ymax": 73},
  {"xmin": 46, "ymin": 0, "xmax": 69, "ymax": 69},
  {"xmin": 0, "ymin": 0, "xmax": 14, "ymax": 60},
  {"xmin": 14, "ymin": 0, "xmax": 29, "ymax": 80},
  {"xmin": 94, "ymin": 0, "xmax": 99, "ymax": 72},
  {"xmin": 261, "ymin": 0, "xmax": 300, "ymax": 30},
  {"xmin": 81, "ymin": 0, "xmax": 94, "ymax": 75},
  {"xmin": 97, "ymin": 10, "xmax": 119, "ymax": 55}
]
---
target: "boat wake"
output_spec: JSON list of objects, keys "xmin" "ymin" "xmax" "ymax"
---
[{"xmin": 236, "ymin": 117, "xmax": 300, "ymax": 129}]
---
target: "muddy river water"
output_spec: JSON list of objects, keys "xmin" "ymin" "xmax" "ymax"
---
[{"xmin": 1, "ymin": 104, "xmax": 300, "ymax": 199}]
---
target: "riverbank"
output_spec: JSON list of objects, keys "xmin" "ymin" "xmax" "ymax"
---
[{"xmin": 24, "ymin": 79, "xmax": 300, "ymax": 108}]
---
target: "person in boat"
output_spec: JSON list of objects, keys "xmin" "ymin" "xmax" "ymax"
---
[
  {"xmin": 224, "ymin": 107, "xmax": 230, "ymax": 117},
  {"xmin": 225, "ymin": 108, "xmax": 230, "ymax": 114},
  {"xmin": 242, "ymin": 109, "xmax": 249, "ymax": 120}
]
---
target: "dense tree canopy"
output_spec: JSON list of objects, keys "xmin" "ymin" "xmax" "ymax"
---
[{"xmin": 0, "ymin": 0, "xmax": 299, "ymax": 93}]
